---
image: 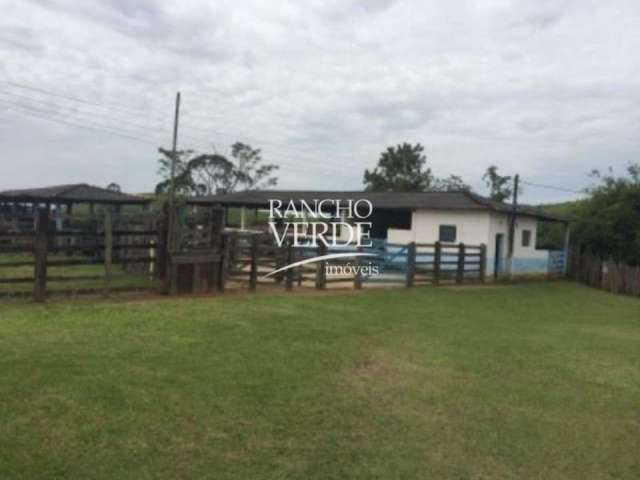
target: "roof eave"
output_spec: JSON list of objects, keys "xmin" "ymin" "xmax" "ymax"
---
[{"xmin": 0, "ymin": 194, "xmax": 149, "ymax": 205}]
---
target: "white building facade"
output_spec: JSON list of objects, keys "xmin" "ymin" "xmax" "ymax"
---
[
  {"xmin": 198, "ymin": 190, "xmax": 569, "ymax": 278},
  {"xmin": 387, "ymin": 209, "xmax": 561, "ymax": 277}
]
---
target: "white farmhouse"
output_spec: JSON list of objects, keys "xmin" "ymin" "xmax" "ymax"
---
[{"xmin": 196, "ymin": 190, "xmax": 569, "ymax": 278}]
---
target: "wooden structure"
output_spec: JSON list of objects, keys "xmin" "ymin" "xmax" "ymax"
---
[
  {"xmin": 1, "ymin": 185, "xmax": 493, "ymax": 301},
  {"xmin": 0, "ymin": 204, "xmax": 227, "ymax": 301},
  {"xmin": 569, "ymin": 252, "xmax": 640, "ymax": 298},
  {"xmin": 0, "ymin": 183, "xmax": 149, "ymax": 214},
  {"xmin": 166, "ymin": 204, "xmax": 224, "ymax": 295},
  {"xmin": 223, "ymin": 233, "xmax": 487, "ymax": 291},
  {"xmin": 1, "ymin": 211, "xmax": 488, "ymax": 301},
  {"xmin": 190, "ymin": 189, "xmax": 570, "ymax": 279},
  {"xmin": 0, "ymin": 184, "xmax": 150, "ymax": 251},
  {"xmin": 1, "ymin": 208, "xmax": 164, "ymax": 300}
]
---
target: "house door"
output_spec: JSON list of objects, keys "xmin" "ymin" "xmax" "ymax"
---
[{"xmin": 494, "ymin": 233, "xmax": 504, "ymax": 279}]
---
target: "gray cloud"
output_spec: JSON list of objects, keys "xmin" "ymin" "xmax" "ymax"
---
[{"xmin": 1, "ymin": 0, "xmax": 639, "ymax": 204}]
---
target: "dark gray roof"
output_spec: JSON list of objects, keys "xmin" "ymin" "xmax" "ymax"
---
[
  {"xmin": 190, "ymin": 190, "xmax": 568, "ymax": 222},
  {"xmin": 0, "ymin": 184, "xmax": 149, "ymax": 204}
]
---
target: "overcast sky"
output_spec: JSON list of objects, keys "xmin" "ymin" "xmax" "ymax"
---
[{"xmin": 1, "ymin": 0, "xmax": 639, "ymax": 203}]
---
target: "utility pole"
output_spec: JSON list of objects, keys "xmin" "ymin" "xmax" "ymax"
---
[
  {"xmin": 169, "ymin": 91, "xmax": 181, "ymax": 212},
  {"xmin": 166, "ymin": 92, "xmax": 181, "ymax": 294},
  {"xmin": 505, "ymin": 173, "xmax": 519, "ymax": 279}
]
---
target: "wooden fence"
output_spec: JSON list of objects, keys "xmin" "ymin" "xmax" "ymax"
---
[
  {"xmin": 569, "ymin": 252, "xmax": 640, "ymax": 297},
  {"xmin": 221, "ymin": 233, "xmax": 486, "ymax": 291},
  {"xmin": 0, "ymin": 209, "xmax": 163, "ymax": 300},
  {"xmin": 1, "ymin": 211, "xmax": 488, "ymax": 301}
]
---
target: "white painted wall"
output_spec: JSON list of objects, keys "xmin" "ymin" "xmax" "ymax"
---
[
  {"xmin": 512, "ymin": 216, "xmax": 547, "ymax": 260},
  {"xmin": 387, "ymin": 208, "xmax": 553, "ymax": 276},
  {"xmin": 388, "ymin": 209, "xmax": 491, "ymax": 245},
  {"xmin": 487, "ymin": 212, "xmax": 508, "ymax": 275}
]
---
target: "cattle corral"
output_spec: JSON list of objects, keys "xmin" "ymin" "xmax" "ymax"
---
[
  {"xmin": 0, "ymin": 203, "xmax": 491, "ymax": 301},
  {"xmin": 1, "ymin": 184, "xmax": 633, "ymax": 302}
]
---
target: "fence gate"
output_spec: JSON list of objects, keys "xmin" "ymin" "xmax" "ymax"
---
[{"xmin": 166, "ymin": 205, "xmax": 224, "ymax": 295}]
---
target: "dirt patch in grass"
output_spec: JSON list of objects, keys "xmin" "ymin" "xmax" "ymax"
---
[
  {"xmin": 342, "ymin": 343, "xmax": 472, "ymax": 414},
  {"xmin": 339, "ymin": 346, "xmax": 522, "ymax": 478}
]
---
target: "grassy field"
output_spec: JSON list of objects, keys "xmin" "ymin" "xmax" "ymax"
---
[{"xmin": 0, "ymin": 282, "xmax": 638, "ymax": 479}]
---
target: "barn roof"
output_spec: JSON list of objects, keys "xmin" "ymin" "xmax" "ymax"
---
[
  {"xmin": 0, "ymin": 184, "xmax": 149, "ymax": 205},
  {"xmin": 189, "ymin": 190, "xmax": 568, "ymax": 222}
]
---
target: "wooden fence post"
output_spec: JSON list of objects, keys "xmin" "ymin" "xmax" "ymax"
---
[
  {"xmin": 274, "ymin": 242, "xmax": 284, "ymax": 285},
  {"xmin": 156, "ymin": 202, "xmax": 169, "ymax": 290},
  {"xmin": 169, "ymin": 263, "xmax": 179, "ymax": 295},
  {"xmin": 167, "ymin": 204, "xmax": 182, "ymax": 295},
  {"xmin": 563, "ymin": 223, "xmax": 571, "ymax": 277},
  {"xmin": 456, "ymin": 243, "xmax": 465, "ymax": 284},
  {"xmin": 315, "ymin": 243, "xmax": 327, "ymax": 290},
  {"xmin": 249, "ymin": 235, "xmax": 258, "ymax": 292},
  {"xmin": 104, "ymin": 210, "xmax": 113, "ymax": 297},
  {"xmin": 479, "ymin": 244, "xmax": 487, "ymax": 283},
  {"xmin": 285, "ymin": 240, "xmax": 294, "ymax": 291},
  {"xmin": 33, "ymin": 208, "xmax": 49, "ymax": 302},
  {"xmin": 354, "ymin": 246, "xmax": 364, "ymax": 289},
  {"xmin": 406, "ymin": 242, "xmax": 416, "ymax": 287},
  {"xmin": 218, "ymin": 233, "xmax": 231, "ymax": 293},
  {"xmin": 433, "ymin": 241, "xmax": 441, "ymax": 286},
  {"xmin": 192, "ymin": 264, "xmax": 202, "ymax": 294}
]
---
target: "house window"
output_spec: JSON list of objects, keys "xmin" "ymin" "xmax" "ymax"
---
[
  {"xmin": 521, "ymin": 229, "xmax": 531, "ymax": 247},
  {"xmin": 439, "ymin": 225, "xmax": 457, "ymax": 243}
]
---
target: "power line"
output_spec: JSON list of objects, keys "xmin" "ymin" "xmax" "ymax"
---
[
  {"xmin": 1, "ymin": 89, "xmax": 273, "ymax": 156},
  {"xmin": 5, "ymin": 80, "xmax": 301, "ymax": 154},
  {"xmin": 0, "ymin": 99, "xmax": 341, "ymax": 176},
  {"xmin": 0, "ymin": 90, "xmax": 229, "ymax": 149},
  {"xmin": 4, "ymin": 80, "xmax": 171, "ymax": 120},
  {"xmin": 0, "ymin": 99, "xmax": 162, "ymax": 145},
  {"xmin": 3, "ymin": 82, "xmax": 231, "ymax": 147},
  {"xmin": 175, "ymin": 114, "xmax": 355, "ymax": 170},
  {"xmin": 0, "ymin": 90, "xmax": 171, "ymax": 138},
  {"xmin": 5, "ymin": 80, "xmax": 353, "ymax": 170},
  {"xmin": 520, "ymin": 179, "xmax": 584, "ymax": 195},
  {"xmin": 13, "ymin": 91, "xmax": 591, "ymax": 192},
  {"xmin": 6, "ymin": 86, "xmax": 590, "ymax": 189}
]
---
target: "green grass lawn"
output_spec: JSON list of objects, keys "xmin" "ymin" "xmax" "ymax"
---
[{"xmin": 0, "ymin": 282, "xmax": 638, "ymax": 479}]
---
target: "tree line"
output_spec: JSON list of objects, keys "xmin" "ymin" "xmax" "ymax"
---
[
  {"xmin": 151, "ymin": 140, "xmax": 639, "ymax": 265},
  {"xmin": 155, "ymin": 142, "xmax": 279, "ymax": 196},
  {"xmin": 362, "ymin": 142, "xmax": 515, "ymax": 201},
  {"xmin": 567, "ymin": 164, "xmax": 639, "ymax": 265},
  {"xmin": 154, "ymin": 140, "xmax": 514, "ymax": 202}
]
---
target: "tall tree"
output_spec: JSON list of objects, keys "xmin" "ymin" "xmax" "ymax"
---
[
  {"xmin": 155, "ymin": 143, "xmax": 279, "ymax": 196},
  {"xmin": 187, "ymin": 153, "xmax": 235, "ymax": 196},
  {"xmin": 482, "ymin": 165, "xmax": 513, "ymax": 202},
  {"xmin": 228, "ymin": 142, "xmax": 279, "ymax": 192},
  {"xmin": 572, "ymin": 163, "xmax": 640, "ymax": 264},
  {"xmin": 154, "ymin": 148, "xmax": 195, "ymax": 195},
  {"xmin": 106, "ymin": 182, "xmax": 121, "ymax": 193},
  {"xmin": 188, "ymin": 142, "xmax": 279, "ymax": 195},
  {"xmin": 432, "ymin": 175, "xmax": 471, "ymax": 192},
  {"xmin": 363, "ymin": 143, "xmax": 433, "ymax": 191}
]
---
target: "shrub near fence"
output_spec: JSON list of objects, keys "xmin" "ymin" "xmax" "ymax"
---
[{"xmin": 569, "ymin": 252, "xmax": 640, "ymax": 297}]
